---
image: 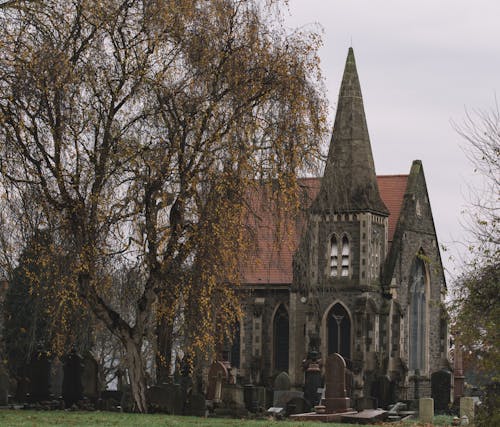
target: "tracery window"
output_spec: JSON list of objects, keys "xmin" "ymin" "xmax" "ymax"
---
[
  {"xmin": 341, "ymin": 236, "xmax": 350, "ymax": 276},
  {"xmin": 409, "ymin": 256, "xmax": 427, "ymax": 371},
  {"xmin": 330, "ymin": 234, "xmax": 350, "ymax": 277},
  {"xmin": 327, "ymin": 303, "xmax": 351, "ymax": 360},
  {"xmin": 330, "ymin": 236, "xmax": 338, "ymax": 276}
]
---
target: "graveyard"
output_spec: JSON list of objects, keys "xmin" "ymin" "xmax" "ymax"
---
[{"xmin": 0, "ymin": 1, "xmax": 498, "ymax": 426}]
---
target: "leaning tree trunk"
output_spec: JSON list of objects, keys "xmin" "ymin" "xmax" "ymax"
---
[
  {"xmin": 156, "ymin": 316, "xmax": 174, "ymax": 383},
  {"xmin": 124, "ymin": 338, "xmax": 148, "ymax": 413}
]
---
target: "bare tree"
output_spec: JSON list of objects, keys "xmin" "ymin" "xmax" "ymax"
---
[{"xmin": 452, "ymin": 101, "xmax": 500, "ymax": 376}]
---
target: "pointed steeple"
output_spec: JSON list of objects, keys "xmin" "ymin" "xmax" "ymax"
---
[{"xmin": 312, "ymin": 48, "xmax": 388, "ymax": 215}]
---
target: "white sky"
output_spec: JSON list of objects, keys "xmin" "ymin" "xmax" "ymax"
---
[{"xmin": 283, "ymin": 0, "xmax": 500, "ymax": 282}]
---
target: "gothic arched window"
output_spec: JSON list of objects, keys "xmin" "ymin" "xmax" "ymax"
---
[
  {"xmin": 330, "ymin": 235, "xmax": 338, "ymax": 276},
  {"xmin": 230, "ymin": 322, "xmax": 241, "ymax": 368},
  {"xmin": 341, "ymin": 236, "xmax": 350, "ymax": 276},
  {"xmin": 327, "ymin": 303, "xmax": 351, "ymax": 361},
  {"xmin": 273, "ymin": 305, "xmax": 289, "ymax": 371},
  {"xmin": 409, "ymin": 256, "xmax": 427, "ymax": 370}
]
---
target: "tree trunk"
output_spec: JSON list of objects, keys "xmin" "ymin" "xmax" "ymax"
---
[
  {"xmin": 156, "ymin": 317, "xmax": 174, "ymax": 383},
  {"xmin": 124, "ymin": 338, "xmax": 148, "ymax": 413}
]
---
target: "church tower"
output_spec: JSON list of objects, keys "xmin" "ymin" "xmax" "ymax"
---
[
  {"xmin": 292, "ymin": 48, "xmax": 390, "ymax": 389},
  {"xmin": 306, "ymin": 47, "xmax": 389, "ymax": 290}
]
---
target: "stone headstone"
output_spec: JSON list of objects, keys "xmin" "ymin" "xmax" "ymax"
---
[
  {"xmin": 29, "ymin": 352, "xmax": 51, "ymax": 402},
  {"xmin": 81, "ymin": 353, "xmax": 99, "ymax": 401},
  {"xmin": 459, "ymin": 397, "xmax": 474, "ymax": 423},
  {"xmin": 355, "ymin": 396, "xmax": 377, "ymax": 411},
  {"xmin": 431, "ymin": 370, "xmax": 451, "ymax": 412},
  {"xmin": 120, "ymin": 385, "xmax": 133, "ymax": 412},
  {"xmin": 273, "ymin": 371, "xmax": 291, "ymax": 391},
  {"xmin": 0, "ymin": 362, "xmax": 9, "ymax": 405},
  {"xmin": 62, "ymin": 351, "xmax": 83, "ymax": 407},
  {"xmin": 453, "ymin": 344, "xmax": 465, "ymax": 400},
  {"xmin": 419, "ymin": 397, "xmax": 434, "ymax": 424},
  {"xmin": 221, "ymin": 383, "xmax": 245, "ymax": 407},
  {"xmin": 147, "ymin": 383, "xmax": 185, "ymax": 414},
  {"xmin": 273, "ymin": 390, "xmax": 304, "ymax": 408},
  {"xmin": 206, "ymin": 361, "xmax": 228, "ymax": 401},
  {"xmin": 185, "ymin": 393, "xmax": 206, "ymax": 417},
  {"xmin": 50, "ymin": 357, "xmax": 64, "ymax": 399},
  {"xmin": 322, "ymin": 353, "xmax": 352, "ymax": 414},
  {"xmin": 286, "ymin": 396, "xmax": 311, "ymax": 415}
]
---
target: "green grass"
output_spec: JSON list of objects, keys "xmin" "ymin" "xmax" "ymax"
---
[{"xmin": 0, "ymin": 410, "xmax": 455, "ymax": 427}]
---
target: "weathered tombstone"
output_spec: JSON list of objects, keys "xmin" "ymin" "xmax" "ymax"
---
[
  {"xmin": 120, "ymin": 385, "xmax": 133, "ymax": 412},
  {"xmin": 419, "ymin": 397, "xmax": 434, "ymax": 424},
  {"xmin": 206, "ymin": 361, "xmax": 228, "ymax": 402},
  {"xmin": 62, "ymin": 351, "xmax": 83, "ymax": 407},
  {"xmin": 286, "ymin": 396, "xmax": 311, "ymax": 415},
  {"xmin": 453, "ymin": 344, "xmax": 465, "ymax": 400},
  {"xmin": 100, "ymin": 390, "xmax": 122, "ymax": 411},
  {"xmin": 431, "ymin": 370, "xmax": 452, "ymax": 412},
  {"xmin": 355, "ymin": 396, "xmax": 377, "ymax": 411},
  {"xmin": 274, "ymin": 371, "xmax": 291, "ymax": 391},
  {"xmin": 271, "ymin": 371, "xmax": 303, "ymax": 409},
  {"xmin": 460, "ymin": 397, "xmax": 475, "ymax": 423},
  {"xmin": 29, "ymin": 352, "xmax": 51, "ymax": 402},
  {"xmin": 50, "ymin": 357, "xmax": 64, "ymax": 399},
  {"xmin": 322, "ymin": 353, "xmax": 352, "ymax": 413},
  {"xmin": 185, "ymin": 393, "xmax": 206, "ymax": 417},
  {"xmin": 81, "ymin": 353, "xmax": 99, "ymax": 401},
  {"xmin": 147, "ymin": 383, "xmax": 185, "ymax": 414},
  {"xmin": 0, "ymin": 362, "xmax": 9, "ymax": 405}
]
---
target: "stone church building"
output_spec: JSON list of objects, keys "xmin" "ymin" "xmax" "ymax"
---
[{"xmin": 231, "ymin": 48, "xmax": 450, "ymax": 402}]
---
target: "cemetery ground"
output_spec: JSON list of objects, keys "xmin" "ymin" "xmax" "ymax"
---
[{"xmin": 0, "ymin": 410, "xmax": 455, "ymax": 427}]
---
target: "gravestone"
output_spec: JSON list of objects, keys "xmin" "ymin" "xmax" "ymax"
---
[
  {"xmin": 62, "ymin": 351, "xmax": 83, "ymax": 407},
  {"xmin": 274, "ymin": 371, "xmax": 291, "ymax": 391},
  {"xmin": 185, "ymin": 393, "xmax": 206, "ymax": 417},
  {"xmin": 355, "ymin": 396, "xmax": 377, "ymax": 410},
  {"xmin": 206, "ymin": 361, "xmax": 228, "ymax": 402},
  {"xmin": 453, "ymin": 345, "xmax": 465, "ymax": 400},
  {"xmin": 0, "ymin": 362, "xmax": 9, "ymax": 405},
  {"xmin": 271, "ymin": 371, "xmax": 303, "ymax": 408},
  {"xmin": 419, "ymin": 397, "xmax": 434, "ymax": 424},
  {"xmin": 81, "ymin": 353, "xmax": 99, "ymax": 401},
  {"xmin": 460, "ymin": 397, "xmax": 474, "ymax": 423},
  {"xmin": 50, "ymin": 357, "xmax": 64, "ymax": 399},
  {"xmin": 147, "ymin": 383, "xmax": 185, "ymax": 414},
  {"xmin": 431, "ymin": 370, "xmax": 451, "ymax": 412},
  {"xmin": 29, "ymin": 352, "xmax": 51, "ymax": 402},
  {"xmin": 286, "ymin": 396, "xmax": 311, "ymax": 415},
  {"xmin": 322, "ymin": 353, "xmax": 352, "ymax": 413}
]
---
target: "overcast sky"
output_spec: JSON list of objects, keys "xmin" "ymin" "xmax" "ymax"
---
[{"xmin": 283, "ymin": 0, "xmax": 500, "ymax": 282}]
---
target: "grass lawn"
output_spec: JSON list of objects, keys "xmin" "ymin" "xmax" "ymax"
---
[{"xmin": 0, "ymin": 410, "xmax": 455, "ymax": 427}]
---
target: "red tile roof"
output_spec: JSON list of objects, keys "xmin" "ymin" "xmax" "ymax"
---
[{"xmin": 240, "ymin": 175, "xmax": 408, "ymax": 285}]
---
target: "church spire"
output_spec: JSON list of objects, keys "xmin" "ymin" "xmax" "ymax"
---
[{"xmin": 312, "ymin": 48, "xmax": 388, "ymax": 215}]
